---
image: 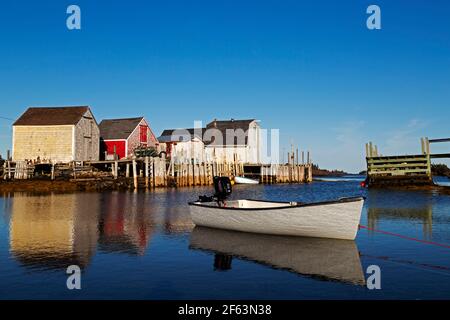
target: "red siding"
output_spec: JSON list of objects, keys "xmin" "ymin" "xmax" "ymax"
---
[
  {"xmin": 127, "ymin": 119, "xmax": 158, "ymax": 155},
  {"xmin": 102, "ymin": 119, "xmax": 158, "ymax": 159},
  {"xmin": 104, "ymin": 140, "xmax": 126, "ymax": 159}
]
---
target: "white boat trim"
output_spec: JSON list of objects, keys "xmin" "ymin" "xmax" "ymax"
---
[{"xmin": 190, "ymin": 196, "xmax": 364, "ymax": 210}]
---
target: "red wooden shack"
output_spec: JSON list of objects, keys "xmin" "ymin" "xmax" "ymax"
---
[{"xmin": 99, "ymin": 117, "xmax": 158, "ymax": 159}]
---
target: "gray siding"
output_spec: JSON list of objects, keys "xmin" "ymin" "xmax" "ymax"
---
[{"xmin": 74, "ymin": 110, "xmax": 100, "ymax": 161}]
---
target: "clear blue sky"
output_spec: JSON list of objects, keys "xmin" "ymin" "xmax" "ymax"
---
[{"xmin": 0, "ymin": 1, "xmax": 449, "ymax": 172}]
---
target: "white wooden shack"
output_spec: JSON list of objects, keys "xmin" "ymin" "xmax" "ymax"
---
[
  {"xmin": 158, "ymin": 128, "xmax": 205, "ymax": 163},
  {"xmin": 203, "ymin": 119, "xmax": 261, "ymax": 164}
]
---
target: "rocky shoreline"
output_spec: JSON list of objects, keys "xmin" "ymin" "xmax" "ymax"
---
[
  {"xmin": 0, "ymin": 178, "xmax": 134, "ymax": 193},
  {"xmin": 1, "ymin": 176, "xmax": 450, "ymax": 195},
  {"xmin": 368, "ymin": 183, "xmax": 450, "ymax": 195}
]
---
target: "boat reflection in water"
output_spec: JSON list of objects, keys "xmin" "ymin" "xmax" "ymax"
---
[{"xmin": 190, "ymin": 227, "xmax": 366, "ymax": 285}]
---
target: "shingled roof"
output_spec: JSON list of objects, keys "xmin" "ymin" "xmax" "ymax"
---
[
  {"xmin": 205, "ymin": 119, "xmax": 256, "ymax": 146},
  {"xmin": 13, "ymin": 106, "xmax": 90, "ymax": 126},
  {"xmin": 99, "ymin": 117, "xmax": 144, "ymax": 140},
  {"xmin": 158, "ymin": 128, "xmax": 205, "ymax": 143},
  {"xmin": 158, "ymin": 119, "xmax": 257, "ymax": 146}
]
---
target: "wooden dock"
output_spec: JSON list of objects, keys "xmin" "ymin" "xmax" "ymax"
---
[
  {"xmin": 365, "ymin": 137, "xmax": 450, "ymax": 187},
  {"xmin": 2, "ymin": 157, "xmax": 313, "ymax": 190}
]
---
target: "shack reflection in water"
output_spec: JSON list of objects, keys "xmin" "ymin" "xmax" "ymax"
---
[
  {"xmin": 98, "ymin": 193, "xmax": 155, "ymax": 256},
  {"xmin": 9, "ymin": 193, "xmax": 100, "ymax": 271},
  {"xmin": 7, "ymin": 192, "xmax": 167, "ymax": 270},
  {"xmin": 189, "ymin": 227, "xmax": 366, "ymax": 286}
]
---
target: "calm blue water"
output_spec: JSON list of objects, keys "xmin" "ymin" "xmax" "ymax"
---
[
  {"xmin": 313, "ymin": 175, "xmax": 365, "ymax": 182},
  {"xmin": 1, "ymin": 180, "xmax": 450, "ymax": 300}
]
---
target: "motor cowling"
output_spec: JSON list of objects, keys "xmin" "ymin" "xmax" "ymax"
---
[{"xmin": 213, "ymin": 176, "xmax": 232, "ymax": 201}]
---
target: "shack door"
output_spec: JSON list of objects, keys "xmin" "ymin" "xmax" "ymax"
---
[{"xmin": 140, "ymin": 125, "xmax": 148, "ymax": 145}]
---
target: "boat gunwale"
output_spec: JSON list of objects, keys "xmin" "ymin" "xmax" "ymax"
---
[{"xmin": 188, "ymin": 196, "xmax": 365, "ymax": 211}]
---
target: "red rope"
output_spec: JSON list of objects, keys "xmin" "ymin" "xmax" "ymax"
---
[{"xmin": 359, "ymin": 225, "xmax": 450, "ymax": 250}]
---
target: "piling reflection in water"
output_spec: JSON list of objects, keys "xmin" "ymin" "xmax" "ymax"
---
[
  {"xmin": 366, "ymin": 189, "xmax": 433, "ymax": 239},
  {"xmin": 189, "ymin": 227, "xmax": 366, "ymax": 285},
  {"xmin": 159, "ymin": 189, "xmax": 196, "ymax": 234}
]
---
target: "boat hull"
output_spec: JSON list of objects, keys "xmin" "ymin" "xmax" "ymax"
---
[
  {"xmin": 234, "ymin": 176, "xmax": 259, "ymax": 184},
  {"xmin": 189, "ymin": 198, "xmax": 364, "ymax": 240}
]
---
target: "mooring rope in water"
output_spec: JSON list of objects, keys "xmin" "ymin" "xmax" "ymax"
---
[
  {"xmin": 360, "ymin": 253, "xmax": 450, "ymax": 277},
  {"xmin": 359, "ymin": 225, "xmax": 450, "ymax": 250}
]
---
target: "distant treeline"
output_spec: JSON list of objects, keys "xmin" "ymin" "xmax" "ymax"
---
[
  {"xmin": 312, "ymin": 164, "xmax": 347, "ymax": 176},
  {"xmin": 431, "ymin": 164, "xmax": 450, "ymax": 177}
]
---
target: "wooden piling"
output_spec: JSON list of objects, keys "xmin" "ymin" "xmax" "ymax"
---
[
  {"xmin": 114, "ymin": 161, "xmax": 118, "ymax": 179},
  {"xmin": 7, "ymin": 161, "xmax": 11, "ymax": 180},
  {"xmin": 132, "ymin": 159, "xmax": 138, "ymax": 190},
  {"xmin": 145, "ymin": 157, "xmax": 149, "ymax": 188},
  {"xmin": 73, "ymin": 162, "xmax": 77, "ymax": 180}
]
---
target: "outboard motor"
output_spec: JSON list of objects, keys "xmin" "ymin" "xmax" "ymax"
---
[
  {"xmin": 213, "ymin": 176, "xmax": 232, "ymax": 201},
  {"xmin": 197, "ymin": 176, "xmax": 232, "ymax": 206}
]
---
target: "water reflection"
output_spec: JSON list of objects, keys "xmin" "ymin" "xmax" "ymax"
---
[
  {"xmin": 98, "ymin": 193, "xmax": 154, "ymax": 256},
  {"xmin": 9, "ymin": 193, "xmax": 99, "ymax": 271},
  {"xmin": 214, "ymin": 254, "xmax": 233, "ymax": 271},
  {"xmin": 5, "ymin": 192, "xmax": 190, "ymax": 271},
  {"xmin": 366, "ymin": 189, "xmax": 434, "ymax": 239},
  {"xmin": 367, "ymin": 207, "xmax": 433, "ymax": 238},
  {"xmin": 189, "ymin": 227, "xmax": 366, "ymax": 286}
]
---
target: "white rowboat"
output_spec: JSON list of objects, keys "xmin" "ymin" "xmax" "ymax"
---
[
  {"xmin": 234, "ymin": 176, "xmax": 259, "ymax": 184},
  {"xmin": 188, "ymin": 197, "xmax": 364, "ymax": 240}
]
